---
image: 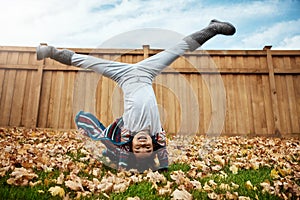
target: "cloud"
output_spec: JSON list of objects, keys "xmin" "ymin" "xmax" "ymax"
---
[
  {"xmin": 241, "ymin": 19, "xmax": 300, "ymax": 49},
  {"xmin": 0, "ymin": 0, "xmax": 299, "ymax": 50},
  {"xmin": 276, "ymin": 35, "xmax": 300, "ymax": 50}
]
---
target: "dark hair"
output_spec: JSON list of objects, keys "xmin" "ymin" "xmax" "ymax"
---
[
  {"xmin": 127, "ymin": 152, "xmax": 157, "ymax": 172},
  {"xmin": 125, "ymin": 135, "xmax": 164, "ymax": 172}
]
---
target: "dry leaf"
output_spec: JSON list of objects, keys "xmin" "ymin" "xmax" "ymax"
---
[
  {"xmin": 219, "ymin": 183, "xmax": 231, "ymax": 191},
  {"xmin": 190, "ymin": 180, "xmax": 202, "ymax": 190},
  {"xmin": 245, "ymin": 180, "xmax": 254, "ymax": 190},
  {"xmin": 207, "ymin": 192, "xmax": 218, "ymax": 199},
  {"xmin": 171, "ymin": 189, "xmax": 192, "ymax": 200},
  {"xmin": 229, "ymin": 165, "xmax": 239, "ymax": 174},
  {"xmin": 145, "ymin": 171, "xmax": 166, "ymax": 184},
  {"xmin": 158, "ymin": 187, "xmax": 172, "ymax": 196},
  {"xmin": 230, "ymin": 182, "xmax": 240, "ymax": 190},
  {"xmin": 113, "ymin": 181, "xmax": 130, "ymax": 193},
  {"xmin": 203, "ymin": 182, "xmax": 212, "ymax": 192},
  {"xmin": 29, "ymin": 180, "xmax": 42, "ymax": 187},
  {"xmin": 7, "ymin": 167, "xmax": 38, "ymax": 186},
  {"xmin": 65, "ymin": 174, "xmax": 84, "ymax": 191},
  {"xmin": 0, "ymin": 166, "xmax": 10, "ymax": 177},
  {"xmin": 97, "ymin": 182, "xmax": 113, "ymax": 193},
  {"xmin": 225, "ymin": 191, "xmax": 238, "ymax": 200},
  {"xmin": 238, "ymin": 196, "xmax": 251, "ymax": 200},
  {"xmin": 270, "ymin": 169, "xmax": 280, "ymax": 179},
  {"xmin": 260, "ymin": 181, "xmax": 274, "ymax": 194},
  {"xmin": 208, "ymin": 180, "xmax": 218, "ymax": 189},
  {"xmin": 48, "ymin": 186, "xmax": 65, "ymax": 198},
  {"xmin": 56, "ymin": 173, "xmax": 64, "ymax": 185},
  {"xmin": 157, "ymin": 181, "xmax": 173, "ymax": 195},
  {"xmin": 127, "ymin": 197, "xmax": 140, "ymax": 200},
  {"xmin": 211, "ymin": 165, "xmax": 222, "ymax": 171}
]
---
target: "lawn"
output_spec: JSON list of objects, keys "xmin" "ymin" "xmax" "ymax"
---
[{"xmin": 0, "ymin": 127, "xmax": 299, "ymax": 199}]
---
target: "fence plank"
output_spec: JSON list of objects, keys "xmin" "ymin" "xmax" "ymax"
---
[
  {"xmin": 286, "ymin": 75, "xmax": 299, "ymax": 133},
  {"xmin": 0, "ymin": 70, "xmax": 17, "ymax": 126},
  {"xmin": 9, "ymin": 70, "xmax": 27, "ymax": 126},
  {"xmin": 38, "ymin": 72, "xmax": 52, "ymax": 127}
]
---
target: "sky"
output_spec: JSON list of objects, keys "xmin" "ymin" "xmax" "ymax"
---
[{"xmin": 0, "ymin": 0, "xmax": 299, "ymax": 50}]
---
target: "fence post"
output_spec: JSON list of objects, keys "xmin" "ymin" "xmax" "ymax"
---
[
  {"xmin": 264, "ymin": 45, "xmax": 281, "ymax": 136},
  {"xmin": 143, "ymin": 45, "xmax": 150, "ymax": 59}
]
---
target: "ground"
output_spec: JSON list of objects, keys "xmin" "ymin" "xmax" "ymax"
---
[{"xmin": 0, "ymin": 127, "xmax": 299, "ymax": 199}]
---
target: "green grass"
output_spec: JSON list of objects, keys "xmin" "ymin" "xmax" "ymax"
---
[
  {"xmin": 0, "ymin": 173, "xmax": 59, "ymax": 200},
  {"xmin": 0, "ymin": 164, "xmax": 279, "ymax": 200},
  {"xmin": 196, "ymin": 166, "xmax": 281, "ymax": 200},
  {"xmin": 0, "ymin": 163, "xmax": 284, "ymax": 200},
  {"xmin": 110, "ymin": 182, "xmax": 167, "ymax": 200}
]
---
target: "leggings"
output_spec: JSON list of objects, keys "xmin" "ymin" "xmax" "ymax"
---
[{"xmin": 71, "ymin": 40, "xmax": 190, "ymax": 86}]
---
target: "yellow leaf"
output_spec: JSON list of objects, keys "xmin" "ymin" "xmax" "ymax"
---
[
  {"xmin": 229, "ymin": 165, "xmax": 238, "ymax": 174},
  {"xmin": 278, "ymin": 167, "xmax": 292, "ymax": 177},
  {"xmin": 270, "ymin": 169, "xmax": 280, "ymax": 179},
  {"xmin": 251, "ymin": 162, "xmax": 260, "ymax": 170},
  {"xmin": 48, "ymin": 186, "xmax": 65, "ymax": 198},
  {"xmin": 245, "ymin": 180, "xmax": 253, "ymax": 190}
]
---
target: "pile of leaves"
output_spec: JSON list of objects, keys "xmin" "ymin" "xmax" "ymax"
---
[{"xmin": 0, "ymin": 127, "xmax": 299, "ymax": 199}]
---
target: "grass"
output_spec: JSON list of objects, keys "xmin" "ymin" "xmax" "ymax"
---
[
  {"xmin": 0, "ymin": 163, "xmax": 282, "ymax": 200},
  {"xmin": 197, "ymin": 166, "xmax": 280, "ymax": 200}
]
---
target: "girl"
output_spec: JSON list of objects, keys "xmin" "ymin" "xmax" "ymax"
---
[{"xmin": 37, "ymin": 19, "xmax": 236, "ymax": 171}]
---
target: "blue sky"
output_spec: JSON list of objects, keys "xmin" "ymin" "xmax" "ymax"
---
[{"xmin": 0, "ymin": 0, "xmax": 299, "ymax": 50}]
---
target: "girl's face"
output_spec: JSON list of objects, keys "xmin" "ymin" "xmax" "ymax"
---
[{"xmin": 132, "ymin": 131, "xmax": 153, "ymax": 159}]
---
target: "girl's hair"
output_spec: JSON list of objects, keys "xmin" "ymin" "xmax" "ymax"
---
[
  {"xmin": 126, "ymin": 135, "xmax": 163, "ymax": 171},
  {"xmin": 127, "ymin": 153, "xmax": 157, "ymax": 172}
]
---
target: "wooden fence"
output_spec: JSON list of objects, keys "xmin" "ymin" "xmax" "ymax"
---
[{"xmin": 0, "ymin": 45, "xmax": 299, "ymax": 137}]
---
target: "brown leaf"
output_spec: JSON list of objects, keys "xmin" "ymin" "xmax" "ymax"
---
[{"xmin": 171, "ymin": 189, "xmax": 192, "ymax": 200}]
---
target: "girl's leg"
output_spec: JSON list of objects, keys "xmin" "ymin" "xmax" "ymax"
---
[
  {"xmin": 71, "ymin": 54, "xmax": 133, "ymax": 82},
  {"xmin": 37, "ymin": 46, "xmax": 133, "ymax": 82},
  {"xmin": 136, "ymin": 40, "xmax": 189, "ymax": 77},
  {"xmin": 75, "ymin": 111, "xmax": 106, "ymax": 140},
  {"xmin": 137, "ymin": 19, "xmax": 236, "ymax": 77}
]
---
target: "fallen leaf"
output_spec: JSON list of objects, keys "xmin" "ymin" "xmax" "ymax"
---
[
  {"xmin": 229, "ymin": 165, "xmax": 239, "ymax": 174},
  {"xmin": 207, "ymin": 192, "xmax": 218, "ymax": 199},
  {"xmin": 203, "ymin": 182, "xmax": 212, "ymax": 192},
  {"xmin": 238, "ymin": 196, "xmax": 251, "ymax": 200},
  {"xmin": 48, "ymin": 186, "xmax": 65, "ymax": 198},
  {"xmin": 270, "ymin": 169, "xmax": 280, "ymax": 179},
  {"xmin": 225, "ymin": 191, "xmax": 238, "ymax": 200},
  {"xmin": 171, "ymin": 189, "xmax": 192, "ymax": 200},
  {"xmin": 219, "ymin": 183, "xmax": 231, "ymax": 191},
  {"xmin": 245, "ymin": 180, "xmax": 252, "ymax": 190},
  {"xmin": 56, "ymin": 173, "xmax": 64, "ymax": 185},
  {"xmin": 65, "ymin": 180, "xmax": 84, "ymax": 191},
  {"xmin": 127, "ymin": 197, "xmax": 140, "ymax": 200},
  {"xmin": 230, "ymin": 182, "xmax": 240, "ymax": 190},
  {"xmin": 29, "ymin": 180, "xmax": 42, "ymax": 187}
]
